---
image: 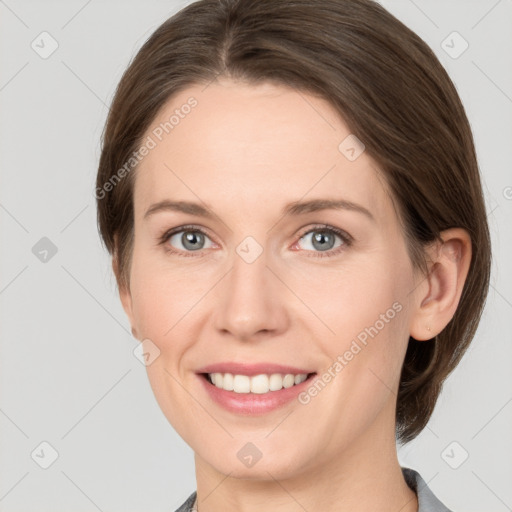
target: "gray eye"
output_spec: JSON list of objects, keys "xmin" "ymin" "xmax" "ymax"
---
[
  {"xmin": 168, "ymin": 230, "xmax": 213, "ymax": 251},
  {"xmin": 298, "ymin": 229, "xmax": 343, "ymax": 252}
]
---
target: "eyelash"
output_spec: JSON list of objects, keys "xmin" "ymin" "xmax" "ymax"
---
[{"xmin": 158, "ymin": 223, "xmax": 353, "ymax": 259}]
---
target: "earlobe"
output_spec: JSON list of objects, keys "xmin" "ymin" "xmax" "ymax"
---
[{"xmin": 410, "ymin": 228, "xmax": 472, "ymax": 341}]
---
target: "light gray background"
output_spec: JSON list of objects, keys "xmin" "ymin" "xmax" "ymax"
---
[{"xmin": 0, "ymin": 0, "xmax": 511, "ymax": 510}]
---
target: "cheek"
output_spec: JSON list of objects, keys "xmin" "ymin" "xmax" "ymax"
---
[
  {"xmin": 301, "ymin": 255, "xmax": 412, "ymax": 399},
  {"xmin": 128, "ymin": 245, "xmax": 198, "ymax": 335},
  {"xmin": 128, "ymin": 261, "xmax": 200, "ymax": 433},
  {"xmin": 301, "ymin": 258, "xmax": 409, "ymax": 343}
]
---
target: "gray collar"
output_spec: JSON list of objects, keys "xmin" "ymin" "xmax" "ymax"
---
[{"xmin": 402, "ymin": 467, "xmax": 453, "ymax": 512}]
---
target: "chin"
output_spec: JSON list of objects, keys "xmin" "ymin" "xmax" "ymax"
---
[{"xmin": 199, "ymin": 441, "xmax": 313, "ymax": 481}]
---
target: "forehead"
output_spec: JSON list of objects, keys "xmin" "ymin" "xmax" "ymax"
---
[{"xmin": 133, "ymin": 79, "xmax": 392, "ymax": 223}]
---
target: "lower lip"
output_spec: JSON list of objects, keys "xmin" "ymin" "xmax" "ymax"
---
[{"xmin": 198, "ymin": 374, "xmax": 316, "ymax": 414}]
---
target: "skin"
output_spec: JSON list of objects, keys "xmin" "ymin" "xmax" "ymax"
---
[{"xmin": 116, "ymin": 78, "xmax": 471, "ymax": 512}]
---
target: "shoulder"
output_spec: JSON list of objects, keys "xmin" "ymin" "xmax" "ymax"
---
[
  {"xmin": 174, "ymin": 491, "xmax": 196, "ymax": 512},
  {"xmin": 402, "ymin": 466, "xmax": 454, "ymax": 512}
]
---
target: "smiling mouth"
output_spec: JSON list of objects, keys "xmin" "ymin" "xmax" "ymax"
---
[{"xmin": 201, "ymin": 372, "xmax": 317, "ymax": 394}]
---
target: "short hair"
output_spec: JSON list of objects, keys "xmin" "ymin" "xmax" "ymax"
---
[{"xmin": 96, "ymin": 0, "xmax": 491, "ymax": 444}]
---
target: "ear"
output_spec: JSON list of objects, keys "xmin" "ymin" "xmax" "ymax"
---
[
  {"xmin": 112, "ymin": 241, "xmax": 139, "ymax": 340},
  {"xmin": 409, "ymin": 228, "xmax": 472, "ymax": 341}
]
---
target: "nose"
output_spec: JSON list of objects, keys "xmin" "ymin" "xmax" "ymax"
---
[{"xmin": 213, "ymin": 245, "xmax": 289, "ymax": 342}]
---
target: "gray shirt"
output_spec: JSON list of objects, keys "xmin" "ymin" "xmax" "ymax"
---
[{"xmin": 174, "ymin": 467, "xmax": 453, "ymax": 512}]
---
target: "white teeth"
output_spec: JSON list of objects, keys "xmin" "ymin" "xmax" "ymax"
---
[
  {"xmin": 208, "ymin": 372, "xmax": 308, "ymax": 393},
  {"xmin": 233, "ymin": 375, "xmax": 251, "ymax": 393},
  {"xmin": 212, "ymin": 373, "xmax": 223, "ymax": 387},
  {"xmin": 250, "ymin": 374, "xmax": 269, "ymax": 394},
  {"xmin": 294, "ymin": 374, "xmax": 304, "ymax": 385},
  {"xmin": 282, "ymin": 374, "xmax": 295, "ymax": 388},
  {"xmin": 269, "ymin": 373, "xmax": 283, "ymax": 391},
  {"xmin": 222, "ymin": 372, "xmax": 234, "ymax": 391}
]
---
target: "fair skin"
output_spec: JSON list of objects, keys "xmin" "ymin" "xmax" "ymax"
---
[{"xmin": 116, "ymin": 79, "xmax": 471, "ymax": 512}]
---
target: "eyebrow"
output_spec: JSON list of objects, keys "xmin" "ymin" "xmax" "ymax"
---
[
  {"xmin": 143, "ymin": 198, "xmax": 374, "ymax": 222},
  {"xmin": 144, "ymin": 200, "xmax": 216, "ymax": 220},
  {"xmin": 282, "ymin": 198, "xmax": 374, "ymax": 221}
]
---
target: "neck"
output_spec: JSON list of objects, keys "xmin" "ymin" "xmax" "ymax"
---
[{"xmin": 192, "ymin": 404, "xmax": 418, "ymax": 512}]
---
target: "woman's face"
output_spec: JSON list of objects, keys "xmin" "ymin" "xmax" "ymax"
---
[{"xmin": 120, "ymin": 79, "xmax": 425, "ymax": 479}]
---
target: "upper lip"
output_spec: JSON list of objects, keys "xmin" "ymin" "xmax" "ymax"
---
[{"xmin": 196, "ymin": 362, "xmax": 315, "ymax": 376}]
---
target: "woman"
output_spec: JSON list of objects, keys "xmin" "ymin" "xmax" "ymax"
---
[{"xmin": 95, "ymin": 0, "xmax": 491, "ymax": 510}]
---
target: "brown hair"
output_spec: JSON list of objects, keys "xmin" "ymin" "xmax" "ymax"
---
[{"xmin": 96, "ymin": 0, "xmax": 491, "ymax": 443}]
